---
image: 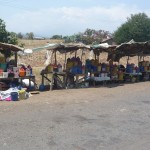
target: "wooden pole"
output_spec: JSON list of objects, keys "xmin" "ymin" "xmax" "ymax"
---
[
  {"xmin": 138, "ymin": 54, "xmax": 140, "ymax": 66},
  {"xmin": 54, "ymin": 51, "xmax": 57, "ymax": 65},
  {"xmin": 127, "ymin": 56, "xmax": 129, "ymax": 64},
  {"xmin": 81, "ymin": 49, "xmax": 83, "ymax": 62},
  {"xmin": 98, "ymin": 54, "xmax": 100, "ymax": 63},
  {"xmin": 51, "ymin": 51, "xmax": 54, "ymax": 64},
  {"xmin": 64, "ymin": 50, "xmax": 67, "ymax": 70},
  {"xmin": 15, "ymin": 52, "xmax": 17, "ymax": 67},
  {"xmin": 75, "ymin": 51, "xmax": 77, "ymax": 58}
]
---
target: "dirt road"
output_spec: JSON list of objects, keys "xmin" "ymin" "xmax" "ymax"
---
[{"xmin": 0, "ymin": 82, "xmax": 150, "ymax": 150}]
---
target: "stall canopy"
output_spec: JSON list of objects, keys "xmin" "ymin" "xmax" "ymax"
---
[
  {"xmin": 91, "ymin": 43, "xmax": 117, "ymax": 56},
  {"xmin": 0, "ymin": 42, "xmax": 23, "ymax": 52},
  {"xmin": 32, "ymin": 43, "xmax": 90, "ymax": 54},
  {"xmin": 0, "ymin": 42, "xmax": 24, "ymax": 66},
  {"xmin": 109, "ymin": 40, "xmax": 150, "ymax": 62}
]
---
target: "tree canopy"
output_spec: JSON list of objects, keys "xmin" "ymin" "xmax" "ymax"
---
[
  {"xmin": 62, "ymin": 28, "xmax": 112, "ymax": 44},
  {"xmin": 0, "ymin": 19, "xmax": 8, "ymax": 43},
  {"xmin": 26, "ymin": 32, "xmax": 34, "ymax": 40},
  {"xmin": 114, "ymin": 13, "xmax": 150, "ymax": 44},
  {"xmin": 0, "ymin": 19, "xmax": 18, "ymax": 45}
]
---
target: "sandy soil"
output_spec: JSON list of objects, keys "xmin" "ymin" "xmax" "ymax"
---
[{"xmin": 0, "ymin": 81, "xmax": 150, "ymax": 150}]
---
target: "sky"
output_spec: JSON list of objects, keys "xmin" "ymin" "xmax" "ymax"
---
[{"xmin": 0, "ymin": 0, "xmax": 150, "ymax": 37}]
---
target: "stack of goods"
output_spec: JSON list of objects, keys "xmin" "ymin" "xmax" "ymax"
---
[
  {"xmin": 126, "ymin": 64, "xmax": 140, "ymax": 74},
  {"xmin": 85, "ymin": 61, "xmax": 111, "ymax": 81},
  {"xmin": 45, "ymin": 64, "xmax": 62, "ymax": 73},
  {"xmin": 126, "ymin": 64, "xmax": 134, "ymax": 73},
  {"xmin": 125, "ymin": 64, "xmax": 141, "ymax": 82},
  {"xmin": 85, "ymin": 59, "xmax": 98, "ymax": 73},
  {"xmin": 99, "ymin": 63, "xmax": 110, "ymax": 79},
  {"xmin": 0, "ymin": 55, "xmax": 33, "ymax": 78},
  {"xmin": 110, "ymin": 64, "xmax": 118, "ymax": 80},
  {"xmin": 6, "ymin": 65, "xmax": 33, "ymax": 78},
  {"xmin": 0, "ymin": 56, "xmax": 7, "ymax": 78},
  {"xmin": 139, "ymin": 61, "xmax": 150, "ymax": 80},
  {"xmin": 0, "ymin": 87, "xmax": 29, "ymax": 101},
  {"xmin": 66, "ymin": 57, "xmax": 83, "ymax": 74},
  {"xmin": 139, "ymin": 61, "xmax": 150, "ymax": 72}
]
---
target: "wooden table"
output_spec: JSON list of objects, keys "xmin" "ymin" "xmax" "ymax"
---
[
  {"xmin": 0, "ymin": 76, "xmax": 36, "ymax": 91},
  {"xmin": 41, "ymin": 72, "xmax": 67, "ymax": 90}
]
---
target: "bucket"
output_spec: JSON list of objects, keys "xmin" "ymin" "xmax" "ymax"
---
[
  {"xmin": 11, "ymin": 92, "xmax": 19, "ymax": 101},
  {"xmin": 19, "ymin": 90, "xmax": 26, "ymax": 100},
  {"xmin": 3, "ymin": 72, "xmax": 8, "ymax": 78},
  {"xmin": 39, "ymin": 84, "xmax": 45, "ymax": 91},
  {"xmin": 19, "ymin": 68, "xmax": 26, "ymax": 77},
  {"xmin": 26, "ymin": 68, "xmax": 30, "ymax": 76},
  {"xmin": 13, "ymin": 67, "xmax": 19, "ymax": 73}
]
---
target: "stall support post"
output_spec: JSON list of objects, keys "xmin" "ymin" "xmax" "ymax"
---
[
  {"xmin": 127, "ymin": 56, "xmax": 129, "ymax": 64},
  {"xmin": 42, "ymin": 75, "xmax": 44, "ymax": 85},
  {"xmin": 14, "ymin": 51, "xmax": 17, "ymax": 67},
  {"xmin": 98, "ymin": 54, "xmax": 100, "ymax": 63},
  {"xmin": 143, "ymin": 56, "xmax": 145, "ymax": 61},
  {"xmin": 54, "ymin": 51, "xmax": 57, "ymax": 65},
  {"xmin": 64, "ymin": 50, "xmax": 67, "ymax": 70},
  {"xmin": 138, "ymin": 55, "xmax": 140, "ymax": 65},
  {"xmin": 81, "ymin": 49, "xmax": 83, "ymax": 62},
  {"xmin": 75, "ymin": 51, "xmax": 77, "ymax": 58},
  {"xmin": 50, "ymin": 73, "xmax": 54, "ymax": 91},
  {"xmin": 95, "ymin": 53, "xmax": 96, "ymax": 60}
]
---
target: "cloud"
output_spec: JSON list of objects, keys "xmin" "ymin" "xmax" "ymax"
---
[{"xmin": 6, "ymin": 4, "xmax": 150, "ymax": 36}]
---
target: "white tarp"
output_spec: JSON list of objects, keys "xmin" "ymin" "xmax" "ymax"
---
[{"xmin": 24, "ymin": 49, "xmax": 33, "ymax": 54}]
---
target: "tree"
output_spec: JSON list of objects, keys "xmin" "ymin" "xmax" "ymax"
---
[
  {"xmin": 0, "ymin": 19, "xmax": 8, "ymax": 42},
  {"xmin": 62, "ymin": 29, "xmax": 112, "ymax": 44},
  {"xmin": 0, "ymin": 19, "xmax": 18, "ymax": 45},
  {"xmin": 7, "ymin": 32, "xmax": 18, "ymax": 45},
  {"xmin": 17, "ymin": 32, "xmax": 23, "ymax": 39},
  {"xmin": 51, "ymin": 35, "xmax": 62, "ymax": 39},
  {"xmin": 26, "ymin": 32, "xmax": 34, "ymax": 40},
  {"xmin": 114, "ymin": 13, "xmax": 150, "ymax": 44}
]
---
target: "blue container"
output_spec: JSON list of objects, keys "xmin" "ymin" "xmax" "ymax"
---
[
  {"xmin": 139, "ymin": 66, "xmax": 144, "ymax": 72},
  {"xmin": 11, "ymin": 92, "xmax": 18, "ymax": 101},
  {"xmin": 0, "ymin": 63, "xmax": 7, "ymax": 71},
  {"xmin": 126, "ymin": 64, "xmax": 133, "ymax": 73},
  {"xmin": 136, "ymin": 68, "xmax": 140, "ymax": 73},
  {"xmin": 71, "ymin": 67, "xmax": 78, "ymax": 74},
  {"xmin": 39, "ymin": 84, "xmax": 45, "ymax": 91},
  {"xmin": 77, "ymin": 67, "xmax": 82, "ymax": 74}
]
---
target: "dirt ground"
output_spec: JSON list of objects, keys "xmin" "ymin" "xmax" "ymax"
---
[{"xmin": 0, "ymin": 81, "xmax": 150, "ymax": 150}]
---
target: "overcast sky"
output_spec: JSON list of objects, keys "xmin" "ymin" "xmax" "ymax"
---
[{"xmin": 0, "ymin": 0, "xmax": 150, "ymax": 37}]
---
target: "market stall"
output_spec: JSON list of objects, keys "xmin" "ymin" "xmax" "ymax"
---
[
  {"xmin": 89, "ymin": 43, "xmax": 119, "ymax": 85},
  {"xmin": 0, "ymin": 43, "xmax": 36, "ymax": 100},
  {"xmin": 40, "ymin": 43, "xmax": 90, "ymax": 90},
  {"xmin": 112, "ymin": 40, "xmax": 150, "ymax": 82}
]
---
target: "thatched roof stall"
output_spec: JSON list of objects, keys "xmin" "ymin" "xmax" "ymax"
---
[
  {"xmin": 46, "ymin": 43, "xmax": 90, "ymax": 53},
  {"xmin": 91, "ymin": 43, "xmax": 117, "ymax": 53},
  {"xmin": 0, "ymin": 42, "xmax": 23, "ymax": 52},
  {"xmin": 0, "ymin": 42, "xmax": 23, "ymax": 66},
  {"xmin": 111, "ymin": 40, "xmax": 150, "ymax": 62},
  {"xmin": 91, "ymin": 43, "xmax": 117, "ymax": 62},
  {"xmin": 45, "ymin": 43, "xmax": 90, "ymax": 66}
]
